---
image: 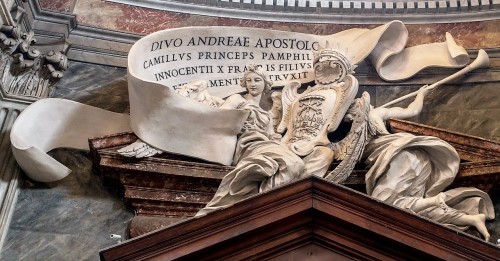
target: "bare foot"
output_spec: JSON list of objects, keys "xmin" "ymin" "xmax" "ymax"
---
[
  {"xmin": 409, "ymin": 192, "xmax": 450, "ymax": 213},
  {"xmin": 471, "ymin": 214, "xmax": 490, "ymax": 241}
]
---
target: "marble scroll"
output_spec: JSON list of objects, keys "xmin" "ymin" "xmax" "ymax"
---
[
  {"xmin": 11, "ymin": 20, "xmax": 471, "ymax": 182},
  {"xmin": 10, "ymin": 99, "xmax": 131, "ymax": 182}
]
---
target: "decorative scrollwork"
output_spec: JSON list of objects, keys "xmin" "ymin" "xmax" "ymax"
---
[{"xmin": 0, "ymin": 22, "xmax": 68, "ymax": 98}]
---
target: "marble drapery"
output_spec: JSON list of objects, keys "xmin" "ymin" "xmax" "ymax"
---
[{"xmin": 364, "ymin": 132, "xmax": 495, "ymax": 229}]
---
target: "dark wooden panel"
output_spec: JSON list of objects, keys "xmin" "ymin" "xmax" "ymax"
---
[{"xmin": 100, "ymin": 177, "xmax": 500, "ymax": 261}]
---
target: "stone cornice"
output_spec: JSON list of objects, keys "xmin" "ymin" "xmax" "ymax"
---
[
  {"xmin": 108, "ymin": 0, "xmax": 500, "ymax": 24},
  {"xmin": 100, "ymin": 176, "xmax": 500, "ymax": 260},
  {"xmin": 22, "ymin": 0, "xmax": 500, "ymax": 74},
  {"xmin": 25, "ymin": 0, "xmax": 140, "ymax": 67}
]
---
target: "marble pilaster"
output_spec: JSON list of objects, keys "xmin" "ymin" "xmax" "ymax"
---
[
  {"xmin": 0, "ymin": 99, "xmax": 24, "ymax": 253},
  {"xmin": 0, "ymin": 0, "xmax": 14, "ymax": 26},
  {"xmin": 0, "ymin": 0, "xmax": 23, "ymax": 253}
]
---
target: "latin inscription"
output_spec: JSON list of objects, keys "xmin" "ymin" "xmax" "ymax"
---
[{"xmin": 140, "ymin": 33, "xmax": 322, "ymax": 90}]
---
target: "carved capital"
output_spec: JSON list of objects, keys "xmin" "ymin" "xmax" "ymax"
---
[{"xmin": 0, "ymin": 16, "xmax": 68, "ymax": 99}]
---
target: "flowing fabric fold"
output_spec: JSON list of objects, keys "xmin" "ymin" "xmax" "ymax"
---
[
  {"xmin": 363, "ymin": 133, "xmax": 495, "ymax": 227},
  {"xmin": 364, "ymin": 132, "xmax": 460, "ymax": 196},
  {"xmin": 128, "ymin": 73, "xmax": 249, "ymax": 165},
  {"xmin": 196, "ymin": 130, "xmax": 304, "ymax": 216},
  {"xmin": 371, "ymin": 32, "xmax": 470, "ymax": 81}
]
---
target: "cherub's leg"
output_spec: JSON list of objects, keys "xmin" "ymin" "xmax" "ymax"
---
[
  {"xmin": 371, "ymin": 149, "xmax": 430, "ymax": 207},
  {"xmin": 410, "ymin": 192, "xmax": 448, "ymax": 213}
]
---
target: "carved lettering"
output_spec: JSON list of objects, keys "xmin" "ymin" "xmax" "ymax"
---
[
  {"xmin": 154, "ymin": 65, "xmax": 214, "ymax": 81},
  {"xmin": 150, "ymin": 38, "xmax": 183, "ymax": 51},
  {"xmin": 143, "ymin": 53, "xmax": 192, "ymax": 69},
  {"xmin": 187, "ymin": 36, "xmax": 250, "ymax": 47},
  {"xmin": 136, "ymin": 30, "xmax": 328, "ymax": 90},
  {"xmin": 254, "ymin": 38, "xmax": 320, "ymax": 50}
]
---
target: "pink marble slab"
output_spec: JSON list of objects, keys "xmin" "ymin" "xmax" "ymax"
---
[
  {"xmin": 60, "ymin": 0, "xmax": 500, "ymax": 49},
  {"xmin": 39, "ymin": 0, "xmax": 73, "ymax": 13}
]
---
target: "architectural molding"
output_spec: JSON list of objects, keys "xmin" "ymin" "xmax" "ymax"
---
[
  {"xmin": 0, "ymin": 24, "xmax": 69, "ymax": 99},
  {"xmin": 24, "ymin": 0, "xmax": 139, "ymax": 67},
  {"xmin": 0, "ymin": 102, "xmax": 22, "ymax": 254},
  {"xmin": 108, "ymin": 0, "xmax": 500, "ymax": 24},
  {"xmin": 0, "ymin": 1, "xmax": 22, "ymax": 253},
  {"xmin": 0, "ymin": 0, "xmax": 72, "ymax": 252},
  {"xmin": 18, "ymin": 1, "xmax": 500, "ymax": 72},
  {"xmin": 390, "ymin": 118, "xmax": 500, "ymax": 162},
  {"xmin": 100, "ymin": 177, "xmax": 500, "ymax": 260},
  {"xmin": 0, "ymin": 0, "xmax": 14, "ymax": 25}
]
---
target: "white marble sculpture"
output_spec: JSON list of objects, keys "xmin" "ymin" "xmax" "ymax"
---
[
  {"xmin": 118, "ymin": 79, "xmax": 226, "ymax": 158},
  {"xmin": 175, "ymin": 80, "xmax": 224, "ymax": 108},
  {"xmin": 12, "ymin": 21, "xmax": 476, "ymax": 182},
  {"xmin": 196, "ymin": 49, "xmax": 494, "ymax": 241},
  {"xmin": 9, "ymin": 22, "xmax": 494, "ymax": 240},
  {"xmin": 363, "ymin": 50, "xmax": 494, "ymax": 241}
]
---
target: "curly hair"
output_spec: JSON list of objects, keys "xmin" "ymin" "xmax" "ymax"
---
[{"xmin": 240, "ymin": 65, "xmax": 273, "ymax": 91}]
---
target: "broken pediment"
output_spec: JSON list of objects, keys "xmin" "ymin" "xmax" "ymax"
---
[{"xmin": 99, "ymin": 176, "xmax": 500, "ymax": 260}]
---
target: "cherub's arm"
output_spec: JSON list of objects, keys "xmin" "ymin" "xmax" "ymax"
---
[
  {"xmin": 380, "ymin": 86, "xmax": 429, "ymax": 119},
  {"xmin": 265, "ymin": 113, "xmax": 283, "ymax": 141},
  {"xmin": 370, "ymin": 86, "xmax": 429, "ymax": 134}
]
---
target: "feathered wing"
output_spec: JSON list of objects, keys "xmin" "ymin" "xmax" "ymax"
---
[
  {"xmin": 276, "ymin": 81, "xmax": 301, "ymax": 134},
  {"xmin": 324, "ymin": 92, "xmax": 376, "ymax": 183},
  {"xmin": 327, "ymin": 75, "xmax": 358, "ymax": 133}
]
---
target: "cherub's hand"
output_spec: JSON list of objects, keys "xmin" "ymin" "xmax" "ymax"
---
[
  {"xmin": 418, "ymin": 84, "xmax": 437, "ymax": 95},
  {"xmin": 419, "ymin": 84, "xmax": 432, "ymax": 95},
  {"xmin": 117, "ymin": 139, "xmax": 163, "ymax": 158}
]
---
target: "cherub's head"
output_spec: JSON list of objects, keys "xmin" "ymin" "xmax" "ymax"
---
[{"xmin": 240, "ymin": 65, "xmax": 273, "ymax": 95}]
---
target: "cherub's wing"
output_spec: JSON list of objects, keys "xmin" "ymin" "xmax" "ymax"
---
[
  {"xmin": 324, "ymin": 92, "xmax": 375, "ymax": 183},
  {"xmin": 276, "ymin": 81, "xmax": 301, "ymax": 134}
]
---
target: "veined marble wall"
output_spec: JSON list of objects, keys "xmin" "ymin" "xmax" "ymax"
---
[
  {"xmin": 1, "ymin": 62, "xmax": 133, "ymax": 261},
  {"xmin": 40, "ymin": 0, "xmax": 500, "ymax": 49}
]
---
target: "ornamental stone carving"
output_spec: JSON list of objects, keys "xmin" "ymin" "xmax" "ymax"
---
[{"xmin": 0, "ymin": 22, "xmax": 68, "ymax": 98}]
